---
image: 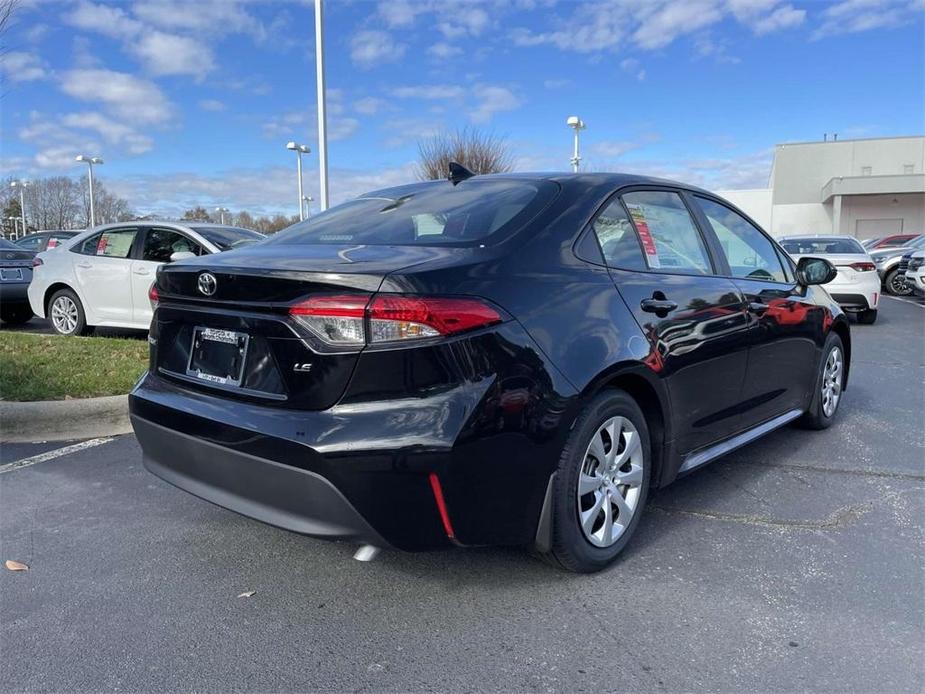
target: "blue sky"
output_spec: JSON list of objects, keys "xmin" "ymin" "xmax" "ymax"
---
[{"xmin": 1, "ymin": 0, "xmax": 923, "ymax": 217}]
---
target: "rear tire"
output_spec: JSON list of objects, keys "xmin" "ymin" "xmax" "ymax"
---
[
  {"xmin": 48, "ymin": 289, "xmax": 91, "ymax": 336},
  {"xmin": 856, "ymin": 309, "xmax": 877, "ymax": 325},
  {"xmin": 798, "ymin": 332, "xmax": 845, "ymax": 430},
  {"xmin": 538, "ymin": 389, "xmax": 651, "ymax": 573},
  {"xmin": 884, "ymin": 268, "xmax": 912, "ymax": 296},
  {"xmin": 0, "ymin": 306, "xmax": 33, "ymax": 325}
]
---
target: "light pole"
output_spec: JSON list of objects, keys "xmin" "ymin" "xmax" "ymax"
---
[
  {"xmin": 215, "ymin": 207, "xmax": 229, "ymax": 224},
  {"xmin": 286, "ymin": 142, "xmax": 311, "ymax": 221},
  {"xmin": 7, "ymin": 216, "xmax": 19, "ymax": 239},
  {"xmin": 303, "ymin": 195, "xmax": 314, "ymax": 220},
  {"xmin": 10, "ymin": 180, "xmax": 27, "ymax": 234},
  {"xmin": 315, "ymin": 0, "xmax": 329, "ymax": 211},
  {"xmin": 75, "ymin": 155, "xmax": 104, "ymax": 227},
  {"xmin": 566, "ymin": 116, "xmax": 585, "ymax": 173}
]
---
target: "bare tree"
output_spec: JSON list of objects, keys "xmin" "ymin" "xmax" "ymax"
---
[
  {"xmin": 416, "ymin": 128, "xmax": 514, "ymax": 181},
  {"xmin": 0, "ymin": 0, "xmax": 16, "ymax": 51}
]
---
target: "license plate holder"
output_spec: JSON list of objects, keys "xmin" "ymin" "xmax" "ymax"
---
[
  {"xmin": 186, "ymin": 327, "xmax": 249, "ymax": 387},
  {"xmin": 0, "ymin": 268, "xmax": 23, "ymax": 281}
]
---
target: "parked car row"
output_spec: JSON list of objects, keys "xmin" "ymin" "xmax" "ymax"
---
[
  {"xmin": 19, "ymin": 223, "xmax": 264, "ymax": 335},
  {"xmin": 868, "ymin": 234, "xmax": 925, "ymax": 296}
]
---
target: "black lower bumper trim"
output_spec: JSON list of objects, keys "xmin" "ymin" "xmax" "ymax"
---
[
  {"xmin": 830, "ymin": 293, "xmax": 871, "ymax": 309},
  {"xmin": 132, "ymin": 414, "xmax": 389, "ymax": 547}
]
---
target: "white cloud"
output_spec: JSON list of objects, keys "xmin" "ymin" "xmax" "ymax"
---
[
  {"xmin": 132, "ymin": 0, "xmax": 258, "ymax": 36},
  {"xmin": 393, "ymin": 85, "xmax": 466, "ymax": 99},
  {"xmin": 354, "ymin": 97, "xmax": 386, "ymax": 115},
  {"xmin": 813, "ymin": 0, "xmax": 923, "ymax": 38},
  {"xmin": 378, "ymin": 0, "xmax": 421, "ymax": 27},
  {"xmin": 1, "ymin": 51, "xmax": 48, "ymax": 82},
  {"xmin": 543, "ymin": 79, "xmax": 571, "ymax": 89},
  {"xmin": 511, "ymin": 0, "xmax": 807, "ymax": 55},
  {"xmin": 350, "ymin": 30, "xmax": 407, "ymax": 68},
  {"xmin": 469, "ymin": 85, "xmax": 521, "ymax": 123},
  {"xmin": 198, "ymin": 99, "xmax": 226, "ymax": 112},
  {"xmin": 59, "ymin": 69, "xmax": 173, "ymax": 125},
  {"xmin": 620, "ymin": 58, "xmax": 646, "ymax": 81},
  {"xmin": 428, "ymin": 42, "xmax": 463, "ymax": 59}
]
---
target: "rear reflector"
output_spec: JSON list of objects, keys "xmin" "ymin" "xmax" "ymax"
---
[
  {"xmin": 849, "ymin": 262, "xmax": 876, "ymax": 272},
  {"xmin": 289, "ymin": 293, "xmax": 502, "ymax": 347},
  {"xmin": 428, "ymin": 472, "xmax": 456, "ymax": 540}
]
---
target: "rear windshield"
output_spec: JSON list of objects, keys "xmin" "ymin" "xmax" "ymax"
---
[
  {"xmin": 0, "ymin": 238, "xmax": 17, "ymax": 250},
  {"xmin": 270, "ymin": 179, "xmax": 558, "ymax": 246},
  {"xmin": 196, "ymin": 226, "xmax": 265, "ymax": 251},
  {"xmin": 781, "ymin": 238, "xmax": 865, "ymax": 254}
]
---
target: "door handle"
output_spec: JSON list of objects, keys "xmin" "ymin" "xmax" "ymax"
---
[
  {"xmin": 640, "ymin": 298, "xmax": 678, "ymax": 314},
  {"xmin": 748, "ymin": 302, "xmax": 770, "ymax": 315},
  {"xmin": 76, "ymin": 262, "xmax": 92, "ymax": 269},
  {"xmin": 133, "ymin": 268, "xmax": 150, "ymax": 276}
]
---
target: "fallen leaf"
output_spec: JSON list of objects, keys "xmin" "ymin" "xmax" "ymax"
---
[
  {"xmin": 237, "ymin": 590, "xmax": 256, "ymax": 598},
  {"xmin": 5, "ymin": 560, "xmax": 29, "ymax": 571}
]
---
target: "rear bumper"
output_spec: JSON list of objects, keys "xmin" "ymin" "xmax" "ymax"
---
[
  {"xmin": 133, "ymin": 414, "xmax": 390, "ymax": 547},
  {"xmin": 0, "ymin": 282, "xmax": 30, "ymax": 305},
  {"xmin": 828, "ymin": 272, "xmax": 880, "ymax": 310}
]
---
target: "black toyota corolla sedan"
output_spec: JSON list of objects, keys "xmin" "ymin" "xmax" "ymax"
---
[{"xmin": 130, "ymin": 169, "xmax": 849, "ymax": 572}]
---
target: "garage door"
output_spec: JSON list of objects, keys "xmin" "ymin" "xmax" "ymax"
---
[{"xmin": 856, "ymin": 218, "xmax": 903, "ymax": 238}]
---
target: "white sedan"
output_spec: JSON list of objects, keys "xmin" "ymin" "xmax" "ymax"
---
[
  {"xmin": 29, "ymin": 222, "xmax": 265, "ymax": 335},
  {"xmin": 779, "ymin": 235, "xmax": 881, "ymax": 324}
]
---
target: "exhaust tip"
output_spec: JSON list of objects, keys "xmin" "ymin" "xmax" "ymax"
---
[{"xmin": 354, "ymin": 544, "xmax": 380, "ymax": 562}]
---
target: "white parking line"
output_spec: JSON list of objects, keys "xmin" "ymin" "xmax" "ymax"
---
[
  {"xmin": 882, "ymin": 295, "xmax": 925, "ymax": 308},
  {"xmin": 0, "ymin": 437, "xmax": 114, "ymax": 475}
]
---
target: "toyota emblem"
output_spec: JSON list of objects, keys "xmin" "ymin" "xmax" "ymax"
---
[{"xmin": 197, "ymin": 272, "xmax": 217, "ymax": 296}]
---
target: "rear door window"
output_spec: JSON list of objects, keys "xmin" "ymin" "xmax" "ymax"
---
[
  {"xmin": 696, "ymin": 197, "xmax": 787, "ymax": 283},
  {"xmin": 620, "ymin": 191, "xmax": 713, "ymax": 274},
  {"xmin": 16, "ymin": 236, "xmax": 43, "ymax": 251},
  {"xmin": 94, "ymin": 228, "xmax": 137, "ymax": 258}
]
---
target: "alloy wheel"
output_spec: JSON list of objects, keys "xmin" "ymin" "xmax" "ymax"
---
[
  {"xmin": 821, "ymin": 346, "xmax": 843, "ymax": 418},
  {"xmin": 51, "ymin": 296, "xmax": 79, "ymax": 335},
  {"xmin": 889, "ymin": 272, "xmax": 912, "ymax": 295},
  {"xmin": 576, "ymin": 416, "xmax": 644, "ymax": 548}
]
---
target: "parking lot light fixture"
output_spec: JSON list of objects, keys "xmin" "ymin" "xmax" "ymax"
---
[
  {"xmin": 566, "ymin": 116, "xmax": 585, "ymax": 173},
  {"xmin": 215, "ymin": 207, "xmax": 230, "ymax": 224},
  {"xmin": 75, "ymin": 155, "xmax": 104, "ymax": 228},
  {"xmin": 286, "ymin": 142, "xmax": 311, "ymax": 221},
  {"xmin": 10, "ymin": 180, "xmax": 28, "ymax": 234},
  {"xmin": 315, "ymin": 0, "xmax": 329, "ymax": 212},
  {"xmin": 303, "ymin": 195, "xmax": 314, "ymax": 220}
]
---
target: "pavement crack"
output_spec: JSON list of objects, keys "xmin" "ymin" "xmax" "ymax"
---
[
  {"xmin": 745, "ymin": 461, "xmax": 925, "ymax": 482},
  {"xmin": 650, "ymin": 502, "xmax": 873, "ymax": 530}
]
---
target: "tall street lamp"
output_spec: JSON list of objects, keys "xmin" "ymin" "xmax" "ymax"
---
[
  {"xmin": 10, "ymin": 180, "xmax": 28, "ymax": 234},
  {"xmin": 75, "ymin": 155, "xmax": 104, "ymax": 227},
  {"xmin": 303, "ymin": 195, "xmax": 314, "ymax": 220},
  {"xmin": 286, "ymin": 142, "xmax": 311, "ymax": 221},
  {"xmin": 315, "ymin": 0, "xmax": 330, "ymax": 211},
  {"xmin": 215, "ymin": 207, "xmax": 229, "ymax": 224},
  {"xmin": 566, "ymin": 116, "xmax": 585, "ymax": 173}
]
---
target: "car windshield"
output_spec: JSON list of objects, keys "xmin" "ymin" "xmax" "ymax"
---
[
  {"xmin": 270, "ymin": 179, "xmax": 558, "ymax": 246},
  {"xmin": 0, "ymin": 238, "xmax": 18, "ymax": 250},
  {"xmin": 780, "ymin": 238, "xmax": 865, "ymax": 254},
  {"xmin": 195, "ymin": 226, "xmax": 265, "ymax": 251}
]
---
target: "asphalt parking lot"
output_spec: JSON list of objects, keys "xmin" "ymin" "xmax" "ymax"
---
[{"xmin": 2, "ymin": 296, "xmax": 923, "ymax": 693}]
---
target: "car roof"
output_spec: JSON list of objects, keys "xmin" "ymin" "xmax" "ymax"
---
[
  {"xmin": 780, "ymin": 234, "xmax": 860, "ymax": 241},
  {"xmin": 362, "ymin": 171, "xmax": 717, "ymax": 199}
]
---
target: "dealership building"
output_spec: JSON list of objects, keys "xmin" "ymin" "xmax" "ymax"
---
[{"xmin": 717, "ymin": 135, "xmax": 925, "ymax": 239}]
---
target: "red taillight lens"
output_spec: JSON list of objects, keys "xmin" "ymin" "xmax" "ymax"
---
[
  {"xmin": 288, "ymin": 293, "xmax": 503, "ymax": 346},
  {"xmin": 849, "ymin": 262, "xmax": 876, "ymax": 272},
  {"xmin": 289, "ymin": 294, "xmax": 370, "ymax": 346},
  {"xmin": 31, "ymin": 257, "xmax": 43, "ymax": 268},
  {"xmin": 148, "ymin": 284, "xmax": 159, "ymax": 307},
  {"xmin": 368, "ymin": 295, "xmax": 502, "ymax": 343}
]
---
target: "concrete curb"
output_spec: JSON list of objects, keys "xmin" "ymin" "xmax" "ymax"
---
[{"xmin": 0, "ymin": 394, "xmax": 132, "ymax": 443}]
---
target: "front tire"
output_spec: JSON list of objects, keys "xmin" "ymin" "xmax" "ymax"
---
[
  {"xmin": 856, "ymin": 309, "xmax": 877, "ymax": 325},
  {"xmin": 798, "ymin": 332, "xmax": 845, "ymax": 430},
  {"xmin": 48, "ymin": 289, "xmax": 91, "ymax": 336},
  {"xmin": 884, "ymin": 268, "xmax": 912, "ymax": 296},
  {"xmin": 538, "ymin": 390, "xmax": 651, "ymax": 573}
]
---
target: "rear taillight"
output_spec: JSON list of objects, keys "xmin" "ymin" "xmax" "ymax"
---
[
  {"xmin": 31, "ymin": 257, "xmax": 43, "ymax": 268},
  {"xmin": 288, "ymin": 293, "xmax": 502, "ymax": 347},
  {"xmin": 849, "ymin": 262, "xmax": 876, "ymax": 272},
  {"xmin": 148, "ymin": 284, "xmax": 159, "ymax": 308}
]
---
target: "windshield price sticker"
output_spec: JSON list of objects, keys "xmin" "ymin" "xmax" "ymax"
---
[{"xmin": 628, "ymin": 206, "xmax": 660, "ymax": 268}]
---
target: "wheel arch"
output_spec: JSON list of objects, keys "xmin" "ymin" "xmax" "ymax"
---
[
  {"xmin": 44, "ymin": 282, "xmax": 93, "ymax": 325},
  {"xmin": 582, "ymin": 362, "xmax": 671, "ymax": 488},
  {"xmin": 830, "ymin": 317, "xmax": 851, "ymax": 389}
]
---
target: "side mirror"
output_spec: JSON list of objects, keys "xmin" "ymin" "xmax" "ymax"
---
[
  {"xmin": 169, "ymin": 251, "xmax": 196, "ymax": 262},
  {"xmin": 795, "ymin": 256, "xmax": 837, "ymax": 286}
]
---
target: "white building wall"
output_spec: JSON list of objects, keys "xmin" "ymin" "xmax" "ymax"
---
[
  {"xmin": 842, "ymin": 193, "xmax": 925, "ymax": 237},
  {"xmin": 714, "ymin": 188, "xmax": 773, "ymax": 229}
]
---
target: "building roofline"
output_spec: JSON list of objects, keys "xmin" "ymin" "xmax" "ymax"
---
[{"xmin": 776, "ymin": 134, "xmax": 924, "ymax": 147}]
